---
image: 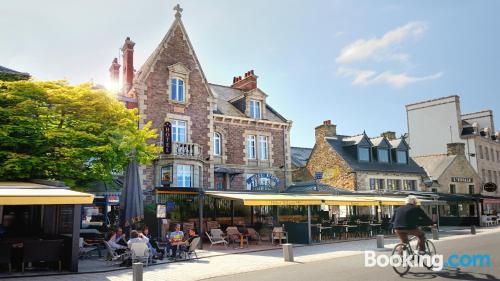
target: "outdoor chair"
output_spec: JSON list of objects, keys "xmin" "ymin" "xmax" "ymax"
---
[
  {"xmin": 130, "ymin": 242, "xmax": 151, "ymax": 266},
  {"xmin": 206, "ymin": 230, "xmax": 228, "ymax": 247},
  {"xmin": 271, "ymin": 227, "xmax": 288, "ymax": 245},
  {"xmin": 22, "ymin": 239, "xmax": 63, "ymax": 272},
  {"xmin": 226, "ymin": 226, "xmax": 248, "ymax": 247},
  {"xmin": 183, "ymin": 237, "xmax": 201, "ymax": 260},
  {"xmin": 357, "ymin": 223, "xmax": 372, "ymax": 237},
  {"xmin": 79, "ymin": 238, "xmax": 99, "ymax": 259},
  {"xmin": 247, "ymin": 227, "xmax": 261, "ymax": 244},
  {"xmin": 332, "ymin": 225, "xmax": 346, "ymax": 240},
  {"xmin": 311, "ymin": 226, "xmax": 320, "ymax": 242},
  {"xmin": 104, "ymin": 241, "xmax": 130, "ymax": 265},
  {"xmin": 0, "ymin": 242, "xmax": 12, "ymax": 273}
]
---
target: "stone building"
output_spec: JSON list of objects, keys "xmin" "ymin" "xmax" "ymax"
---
[
  {"xmin": 291, "ymin": 147, "xmax": 313, "ymax": 182},
  {"xmin": 109, "ymin": 6, "xmax": 291, "ymax": 193},
  {"xmin": 304, "ymin": 120, "xmax": 426, "ymax": 191},
  {"xmin": 406, "ymin": 95, "xmax": 500, "ymax": 197}
]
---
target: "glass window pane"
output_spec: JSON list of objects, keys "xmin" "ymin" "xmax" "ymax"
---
[
  {"xmin": 178, "ymin": 82, "xmax": 184, "ymax": 102},
  {"xmin": 358, "ymin": 147, "xmax": 370, "ymax": 161},
  {"xmin": 378, "ymin": 149, "xmax": 389, "ymax": 163},
  {"xmin": 171, "ymin": 79, "xmax": 177, "ymax": 100},
  {"xmin": 397, "ymin": 150, "xmax": 407, "ymax": 164}
]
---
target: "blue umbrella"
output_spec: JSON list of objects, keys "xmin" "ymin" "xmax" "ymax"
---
[{"xmin": 120, "ymin": 157, "xmax": 144, "ymax": 228}]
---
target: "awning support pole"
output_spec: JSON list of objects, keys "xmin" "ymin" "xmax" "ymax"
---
[
  {"xmin": 307, "ymin": 205, "xmax": 312, "ymax": 244},
  {"xmin": 231, "ymin": 200, "xmax": 234, "ymax": 225}
]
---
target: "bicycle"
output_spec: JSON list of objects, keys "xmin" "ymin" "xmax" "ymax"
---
[{"xmin": 391, "ymin": 227, "xmax": 437, "ymax": 276}]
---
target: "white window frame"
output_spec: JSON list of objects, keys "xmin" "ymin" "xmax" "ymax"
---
[
  {"xmin": 176, "ymin": 164, "xmax": 192, "ymax": 188},
  {"xmin": 247, "ymin": 135, "xmax": 256, "ymax": 160},
  {"xmin": 171, "ymin": 77, "xmax": 185, "ymax": 102},
  {"xmin": 213, "ymin": 132, "xmax": 221, "ymax": 156},
  {"xmin": 259, "ymin": 136, "xmax": 268, "ymax": 160},
  {"xmin": 172, "ymin": 119, "xmax": 187, "ymax": 143},
  {"xmin": 249, "ymin": 99, "xmax": 261, "ymax": 119}
]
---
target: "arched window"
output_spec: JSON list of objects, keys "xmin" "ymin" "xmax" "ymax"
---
[
  {"xmin": 171, "ymin": 78, "xmax": 184, "ymax": 102},
  {"xmin": 213, "ymin": 132, "xmax": 221, "ymax": 156}
]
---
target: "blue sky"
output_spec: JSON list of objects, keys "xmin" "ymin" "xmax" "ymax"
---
[{"xmin": 1, "ymin": 1, "xmax": 499, "ymax": 147}]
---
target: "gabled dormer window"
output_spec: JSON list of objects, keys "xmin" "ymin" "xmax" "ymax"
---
[
  {"xmin": 358, "ymin": 146, "xmax": 370, "ymax": 162},
  {"xmin": 249, "ymin": 99, "xmax": 261, "ymax": 119},
  {"xmin": 378, "ymin": 148, "xmax": 389, "ymax": 163},
  {"xmin": 396, "ymin": 150, "xmax": 408, "ymax": 164}
]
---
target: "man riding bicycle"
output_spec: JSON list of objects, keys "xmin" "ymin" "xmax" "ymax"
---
[{"xmin": 391, "ymin": 195, "xmax": 434, "ymax": 254}]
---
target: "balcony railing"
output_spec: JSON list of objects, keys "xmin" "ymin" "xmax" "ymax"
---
[{"xmin": 173, "ymin": 142, "xmax": 202, "ymax": 157}]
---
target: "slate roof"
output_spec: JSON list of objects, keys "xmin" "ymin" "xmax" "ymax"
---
[
  {"xmin": 342, "ymin": 134, "xmax": 366, "ymax": 145},
  {"xmin": 370, "ymin": 136, "xmax": 385, "ymax": 146},
  {"xmin": 209, "ymin": 83, "xmax": 287, "ymax": 123},
  {"xmin": 291, "ymin": 147, "xmax": 313, "ymax": 168},
  {"xmin": 412, "ymin": 154, "xmax": 456, "ymax": 180},
  {"xmin": 285, "ymin": 181, "xmax": 352, "ymax": 194},
  {"xmin": 0, "ymin": 65, "xmax": 30, "ymax": 77},
  {"xmin": 325, "ymin": 136, "xmax": 426, "ymax": 174}
]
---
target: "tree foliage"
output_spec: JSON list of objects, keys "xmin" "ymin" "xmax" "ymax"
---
[{"xmin": 0, "ymin": 80, "xmax": 159, "ymax": 188}]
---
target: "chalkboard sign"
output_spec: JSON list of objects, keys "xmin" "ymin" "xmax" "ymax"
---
[{"xmin": 58, "ymin": 205, "xmax": 74, "ymax": 234}]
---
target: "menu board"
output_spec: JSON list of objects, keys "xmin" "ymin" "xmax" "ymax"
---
[{"xmin": 58, "ymin": 205, "xmax": 74, "ymax": 234}]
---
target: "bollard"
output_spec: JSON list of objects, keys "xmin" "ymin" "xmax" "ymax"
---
[
  {"xmin": 282, "ymin": 243, "xmax": 294, "ymax": 262},
  {"xmin": 471, "ymin": 225, "xmax": 476, "ymax": 235},
  {"xmin": 133, "ymin": 262, "xmax": 143, "ymax": 281},
  {"xmin": 432, "ymin": 227, "xmax": 439, "ymax": 240},
  {"xmin": 376, "ymin": 235, "xmax": 384, "ymax": 248}
]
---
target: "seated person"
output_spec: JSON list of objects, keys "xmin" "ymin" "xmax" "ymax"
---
[
  {"xmin": 166, "ymin": 224, "xmax": 184, "ymax": 259},
  {"xmin": 179, "ymin": 228, "xmax": 199, "ymax": 254},
  {"xmin": 112, "ymin": 227, "xmax": 128, "ymax": 247},
  {"xmin": 142, "ymin": 225, "xmax": 164, "ymax": 259},
  {"xmin": 107, "ymin": 230, "xmax": 128, "ymax": 254}
]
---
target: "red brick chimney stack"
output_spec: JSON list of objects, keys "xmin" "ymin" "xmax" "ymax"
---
[
  {"xmin": 121, "ymin": 37, "xmax": 135, "ymax": 94},
  {"xmin": 109, "ymin": 58, "xmax": 121, "ymax": 90},
  {"xmin": 231, "ymin": 70, "xmax": 257, "ymax": 91}
]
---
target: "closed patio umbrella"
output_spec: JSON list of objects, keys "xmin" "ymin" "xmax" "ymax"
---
[{"xmin": 120, "ymin": 157, "xmax": 144, "ymax": 228}]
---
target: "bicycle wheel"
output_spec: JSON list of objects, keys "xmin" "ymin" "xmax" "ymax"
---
[
  {"xmin": 392, "ymin": 243, "xmax": 411, "ymax": 276},
  {"xmin": 423, "ymin": 240, "xmax": 437, "ymax": 270}
]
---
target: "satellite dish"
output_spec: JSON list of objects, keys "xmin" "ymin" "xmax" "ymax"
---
[{"xmin": 423, "ymin": 179, "xmax": 434, "ymax": 188}]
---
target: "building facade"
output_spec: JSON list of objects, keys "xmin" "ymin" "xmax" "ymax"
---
[
  {"xmin": 110, "ymin": 7, "xmax": 291, "ymax": 194},
  {"xmin": 406, "ymin": 95, "xmax": 500, "ymax": 197},
  {"xmin": 303, "ymin": 121, "xmax": 426, "ymax": 192}
]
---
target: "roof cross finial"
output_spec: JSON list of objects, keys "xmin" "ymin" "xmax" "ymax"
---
[{"xmin": 173, "ymin": 4, "xmax": 183, "ymax": 18}]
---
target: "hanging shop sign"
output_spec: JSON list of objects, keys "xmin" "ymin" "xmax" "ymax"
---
[
  {"xmin": 166, "ymin": 200, "xmax": 175, "ymax": 212},
  {"xmin": 161, "ymin": 165, "xmax": 173, "ymax": 187},
  {"xmin": 246, "ymin": 173, "xmax": 280, "ymax": 191},
  {"xmin": 483, "ymin": 182, "xmax": 497, "ymax": 193},
  {"xmin": 163, "ymin": 122, "xmax": 172, "ymax": 154},
  {"xmin": 451, "ymin": 177, "xmax": 473, "ymax": 183}
]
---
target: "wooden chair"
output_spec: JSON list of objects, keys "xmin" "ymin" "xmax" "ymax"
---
[
  {"xmin": 226, "ymin": 226, "xmax": 248, "ymax": 247},
  {"xmin": 0, "ymin": 242, "xmax": 12, "ymax": 273}
]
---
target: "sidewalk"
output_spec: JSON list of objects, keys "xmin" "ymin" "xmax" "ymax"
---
[{"xmin": 3, "ymin": 226, "xmax": 499, "ymax": 281}]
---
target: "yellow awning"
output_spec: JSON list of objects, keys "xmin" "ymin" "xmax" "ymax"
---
[
  {"xmin": 0, "ymin": 182, "xmax": 94, "ymax": 205},
  {"xmin": 206, "ymin": 192, "xmax": 381, "ymax": 206},
  {"xmin": 356, "ymin": 196, "xmax": 407, "ymax": 206}
]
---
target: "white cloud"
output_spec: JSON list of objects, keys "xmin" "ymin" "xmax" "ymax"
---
[
  {"xmin": 337, "ymin": 67, "xmax": 443, "ymax": 88},
  {"xmin": 335, "ymin": 21, "xmax": 427, "ymax": 64}
]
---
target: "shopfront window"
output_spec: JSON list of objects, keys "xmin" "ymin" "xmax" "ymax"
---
[{"xmin": 176, "ymin": 164, "xmax": 192, "ymax": 187}]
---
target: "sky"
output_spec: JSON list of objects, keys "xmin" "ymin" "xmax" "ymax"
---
[{"xmin": 1, "ymin": 0, "xmax": 499, "ymax": 148}]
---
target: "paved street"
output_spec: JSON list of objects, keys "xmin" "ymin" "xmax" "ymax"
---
[
  {"xmin": 205, "ymin": 231, "xmax": 500, "ymax": 281},
  {"xmin": 2, "ymin": 227, "xmax": 498, "ymax": 281}
]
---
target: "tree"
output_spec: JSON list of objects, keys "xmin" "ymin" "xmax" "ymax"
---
[{"xmin": 0, "ymin": 80, "xmax": 159, "ymax": 188}]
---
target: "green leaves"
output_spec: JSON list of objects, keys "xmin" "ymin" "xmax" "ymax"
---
[{"xmin": 0, "ymin": 80, "xmax": 158, "ymax": 188}]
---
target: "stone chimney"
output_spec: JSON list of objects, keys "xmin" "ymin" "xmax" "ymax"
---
[
  {"xmin": 447, "ymin": 143, "xmax": 466, "ymax": 156},
  {"xmin": 315, "ymin": 120, "xmax": 337, "ymax": 143},
  {"xmin": 231, "ymin": 70, "xmax": 257, "ymax": 91},
  {"xmin": 121, "ymin": 37, "xmax": 135, "ymax": 94},
  {"xmin": 109, "ymin": 58, "xmax": 120, "ymax": 91},
  {"xmin": 381, "ymin": 131, "xmax": 396, "ymax": 140}
]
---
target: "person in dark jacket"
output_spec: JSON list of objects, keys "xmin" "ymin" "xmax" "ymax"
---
[{"xmin": 391, "ymin": 195, "xmax": 434, "ymax": 253}]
